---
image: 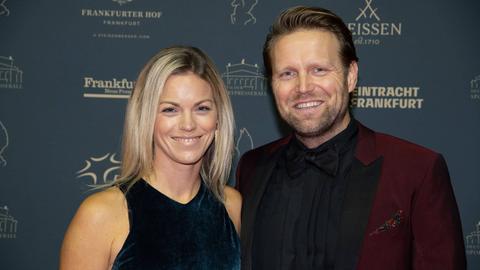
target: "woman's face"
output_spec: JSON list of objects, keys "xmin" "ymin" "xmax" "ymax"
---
[{"xmin": 153, "ymin": 72, "xmax": 217, "ymax": 167}]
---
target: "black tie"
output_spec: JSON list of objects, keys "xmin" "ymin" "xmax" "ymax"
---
[{"xmin": 285, "ymin": 145, "xmax": 339, "ymax": 178}]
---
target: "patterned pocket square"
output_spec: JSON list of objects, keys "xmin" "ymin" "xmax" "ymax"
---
[{"xmin": 370, "ymin": 210, "xmax": 404, "ymax": 236}]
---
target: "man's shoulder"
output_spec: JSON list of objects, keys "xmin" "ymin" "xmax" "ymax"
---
[{"xmin": 359, "ymin": 122, "xmax": 441, "ymax": 161}]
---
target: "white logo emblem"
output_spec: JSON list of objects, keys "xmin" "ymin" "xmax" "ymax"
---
[
  {"xmin": 82, "ymin": 77, "xmax": 134, "ymax": 99},
  {"xmin": 76, "ymin": 153, "xmax": 121, "ymax": 186},
  {"xmin": 0, "ymin": 206, "xmax": 17, "ymax": 239},
  {"xmin": 0, "ymin": 0, "xmax": 9, "ymax": 16},
  {"xmin": 235, "ymin": 127, "xmax": 254, "ymax": 159},
  {"xmin": 348, "ymin": 0, "xmax": 402, "ymax": 46},
  {"xmin": 0, "ymin": 121, "xmax": 8, "ymax": 167},
  {"xmin": 471, "ymin": 75, "xmax": 480, "ymax": 101},
  {"xmin": 112, "ymin": 0, "xmax": 133, "ymax": 6},
  {"xmin": 222, "ymin": 59, "xmax": 268, "ymax": 96},
  {"xmin": 356, "ymin": 0, "xmax": 380, "ymax": 21},
  {"xmin": 0, "ymin": 56, "xmax": 23, "ymax": 89},
  {"xmin": 466, "ymin": 220, "xmax": 480, "ymax": 256},
  {"xmin": 230, "ymin": 0, "xmax": 258, "ymax": 25}
]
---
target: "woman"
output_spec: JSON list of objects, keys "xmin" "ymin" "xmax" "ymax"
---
[{"xmin": 60, "ymin": 46, "xmax": 241, "ymax": 270}]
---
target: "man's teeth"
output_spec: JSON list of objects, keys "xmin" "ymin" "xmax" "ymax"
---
[{"xmin": 296, "ymin": 101, "xmax": 321, "ymax": 109}]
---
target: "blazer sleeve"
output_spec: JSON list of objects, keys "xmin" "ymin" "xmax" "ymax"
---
[{"xmin": 411, "ymin": 154, "xmax": 466, "ymax": 269}]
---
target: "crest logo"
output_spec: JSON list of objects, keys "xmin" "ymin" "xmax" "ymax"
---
[
  {"xmin": 230, "ymin": 0, "xmax": 258, "ymax": 25},
  {"xmin": 76, "ymin": 153, "xmax": 121, "ymax": 186},
  {"xmin": 0, "ymin": 0, "xmax": 9, "ymax": 16},
  {"xmin": 0, "ymin": 56, "xmax": 23, "ymax": 89},
  {"xmin": 113, "ymin": 0, "xmax": 133, "ymax": 6},
  {"xmin": 466, "ymin": 220, "xmax": 480, "ymax": 256},
  {"xmin": 348, "ymin": 0, "xmax": 402, "ymax": 46},
  {"xmin": 0, "ymin": 121, "xmax": 8, "ymax": 167},
  {"xmin": 470, "ymin": 75, "xmax": 480, "ymax": 101},
  {"xmin": 0, "ymin": 206, "xmax": 17, "ymax": 239},
  {"xmin": 222, "ymin": 59, "xmax": 268, "ymax": 96}
]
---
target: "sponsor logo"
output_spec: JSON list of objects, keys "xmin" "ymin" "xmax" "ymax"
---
[
  {"xmin": 471, "ymin": 75, "xmax": 480, "ymax": 101},
  {"xmin": 0, "ymin": 121, "xmax": 8, "ymax": 167},
  {"xmin": 230, "ymin": 0, "xmax": 258, "ymax": 25},
  {"xmin": 466, "ymin": 220, "xmax": 480, "ymax": 256},
  {"xmin": 235, "ymin": 127, "xmax": 254, "ymax": 160},
  {"xmin": 0, "ymin": 0, "xmax": 9, "ymax": 16},
  {"xmin": 82, "ymin": 76, "xmax": 134, "ymax": 99},
  {"xmin": 80, "ymin": 2, "xmax": 162, "ymax": 40},
  {"xmin": 113, "ymin": 0, "xmax": 133, "ymax": 6},
  {"xmin": 76, "ymin": 153, "xmax": 121, "ymax": 186},
  {"xmin": 0, "ymin": 56, "xmax": 23, "ymax": 89},
  {"xmin": 0, "ymin": 206, "xmax": 17, "ymax": 239},
  {"xmin": 222, "ymin": 59, "xmax": 268, "ymax": 96},
  {"xmin": 350, "ymin": 86, "xmax": 424, "ymax": 109},
  {"xmin": 348, "ymin": 0, "xmax": 402, "ymax": 46}
]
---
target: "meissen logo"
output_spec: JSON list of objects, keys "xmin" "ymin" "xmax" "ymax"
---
[
  {"xmin": 0, "ymin": 206, "xmax": 17, "ymax": 239},
  {"xmin": 466, "ymin": 221, "xmax": 480, "ymax": 256},
  {"xmin": 350, "ymin": 86, "xmax": 424, "ymax": 109},
  {"xmin": 0, "ymin": 56, "xmax": 23, "ymax": 89},
  {"xmin": 230, "ymin": 0, "xmax": 258, "ymax": 25},
  {"xmin": 0, "ymin": 0, "xmax": 9, "ymax": 16},
  {"xmin": 83, "ymin": 76, "xmax": 134, "ymax": 99},
  {"xmin": 0, "ymin": 121, "xmax": 8, "ymax": 167},
  {"xmin": 222, "ymin": 59, "xmax": 268, "ymax": 96},
  {"xmin": 470, "ymin": 75, "xmax": 480, "ymax": 101},
  {"xmin": 347, "ymin": 0, "xmax": 402, "ymax": 46},
  {"xmin": 76, "ymin": 153, "xmax": 121, "ymax": 187}
]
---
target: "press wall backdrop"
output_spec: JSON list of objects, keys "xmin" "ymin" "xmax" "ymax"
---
[{"xmin": 1, "ymin": 0, "xmax": 479, "ymax": 269}]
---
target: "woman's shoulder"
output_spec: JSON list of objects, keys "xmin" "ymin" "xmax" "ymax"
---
[
  {"xmin": 69, "ymin": 187, "xmax": 128, "ymax": 234},
  {"xmin": 223, "ymin": 186, "xmax": 242, "ymax": 234},
  {"xmin": 60, "ymin": 187, "xmax": 129, "ymax": 269}
]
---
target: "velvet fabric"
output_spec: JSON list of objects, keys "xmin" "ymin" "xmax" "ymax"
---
[{"xmin": 112, "ymin": 179, "xmax": 240, "ymax": 270}]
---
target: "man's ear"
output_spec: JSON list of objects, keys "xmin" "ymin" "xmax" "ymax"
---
[{"xmin": 347, "ymin": 61, "xmax": 358, "ymax": 93}]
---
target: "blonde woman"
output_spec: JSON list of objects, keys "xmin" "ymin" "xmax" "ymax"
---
[{"xmin": 60, "ymin": 46, "xmax": 241, "ymax": 270}]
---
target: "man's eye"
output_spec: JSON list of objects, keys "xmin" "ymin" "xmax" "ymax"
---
[
  {"xmin": 312, "ymin": 67, "xmax": 326, "ymax": 75},
  {"xmin": 279, "ymin": 71, "xmax": 295, "ymax": 79}
]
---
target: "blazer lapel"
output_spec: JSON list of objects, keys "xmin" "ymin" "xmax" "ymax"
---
[
  {"xmin": 334, "ymin": 122, "xmax": 383, "ymax": 269},
  {"xmin": 242, "ymin": 144, "xmax": 287, "ymax": 270}
]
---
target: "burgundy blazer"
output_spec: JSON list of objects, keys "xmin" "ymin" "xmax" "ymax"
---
[{"xmin": 236, "ymin": 122, "xmax": 466, "ymax": 270}]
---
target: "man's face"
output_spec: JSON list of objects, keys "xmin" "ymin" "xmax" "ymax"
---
[{"xmin": 270, "ymin": 29, "xmax": 358, "ymax": 143}]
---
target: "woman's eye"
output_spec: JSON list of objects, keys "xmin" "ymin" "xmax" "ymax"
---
[
  {"xmin": 161, "ymin": 107, "xmax": 177, "ymax": 113},
  {"xmin": 197, "ymin": 106, "xmax": 211, "ymax": 112}
]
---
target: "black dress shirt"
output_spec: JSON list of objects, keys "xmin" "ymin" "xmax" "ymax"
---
[{"xmin": 253, "ymin": 120, "xmax": 358, "ymax": 270}]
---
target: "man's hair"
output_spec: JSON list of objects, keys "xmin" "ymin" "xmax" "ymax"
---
[
  {"xmin": 263, "ymin": 6, "xmax": 359, "ymax": 78},
  {"xmin": 113, "ymin": 46, "xmax": 235, "ymax": 201}
]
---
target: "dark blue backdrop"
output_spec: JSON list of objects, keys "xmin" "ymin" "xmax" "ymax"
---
[{"xmin": 1, "ymin": 0, "xmax": 479, "ymax": 269}]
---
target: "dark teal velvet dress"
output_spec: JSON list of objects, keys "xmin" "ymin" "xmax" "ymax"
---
[{"xmin": 111, "ymin": 179, "xmax": 240, "ymax": 270}]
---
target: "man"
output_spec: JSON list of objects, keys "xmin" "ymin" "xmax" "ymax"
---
[{"xmin": 236, "ymin": 6, "xmax": 466, "ymax": 270}]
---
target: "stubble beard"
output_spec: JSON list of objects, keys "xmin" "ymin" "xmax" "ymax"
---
[{"xmin": 281, "ymin": 86, "xmax": 350, "ymax": 141}]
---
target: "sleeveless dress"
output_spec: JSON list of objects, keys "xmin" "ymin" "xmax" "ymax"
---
[{"xmin": 111, "ymin": 179, "xmax": 240, "ymax": 270}]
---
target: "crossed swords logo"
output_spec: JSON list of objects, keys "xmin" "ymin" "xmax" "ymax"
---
[{"xmin": 356, "ymin": 0, "xmax": 380, "ymax": 21}]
